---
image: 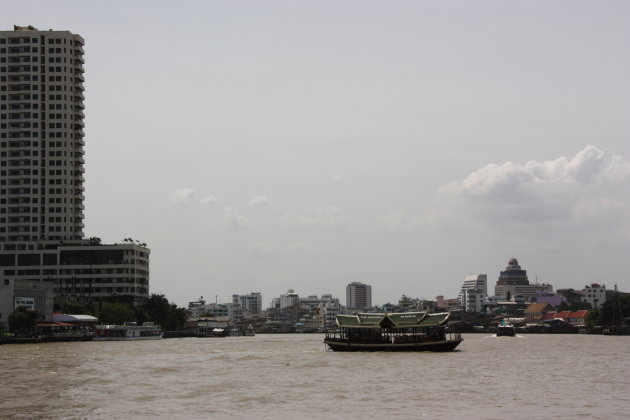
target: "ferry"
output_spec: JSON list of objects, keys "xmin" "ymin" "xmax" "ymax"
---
[
  {"xmin": 496, "ymin": 321, "xmax": 516, "ymax": 337},
  {"xmin": 93, "ymin": 322, "xmax": 163, "ymax": 341},
  {"xmin": 324, "ymin": 312, "xmax": 462, "ymax": 352}
]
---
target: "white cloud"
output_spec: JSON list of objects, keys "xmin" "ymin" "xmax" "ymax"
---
[
  {"xmin": 200, "ymin": 195, "xmax": 220, "ymax": 205},
  {"xmin": 383, "ymin": 146, "xmax": 630, "ymax": 233},
  {"xmin": 223, "ymin": 206, "xmax": 251, "ymax": 229},
  {"xmin": 280, "ymin": 205, "xmax": 347, "ymax": 229},
  {"xmin": 171, "ymin": 188, "xmax": 195, "ymax": 204},
  {"xmin": 434, "ymin": 146, "xmax": 629, "ymax": 225},
  {"xmin": 332, "ymin": 175, "xmax": 344, "ymax": 182},
  {"xmin": 440, "ymin": 145, "xmax": 628, "ymax": 200},
  {"xmin": 249, "ymin": 196, "xmax": 273, "ymax": 207}
]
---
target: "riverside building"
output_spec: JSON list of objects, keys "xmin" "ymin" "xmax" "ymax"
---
[{"xmin": 0, "ymin": 26, "xmax": 150, "ymax": 322}]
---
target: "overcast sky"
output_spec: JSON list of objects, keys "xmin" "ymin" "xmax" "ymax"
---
[{"xmin": 5, "ymin": 0, "xmax": 629, "ymax": 307}]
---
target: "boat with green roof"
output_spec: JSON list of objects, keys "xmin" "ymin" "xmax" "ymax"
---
[{"xmin": 324, "ymin": 311, "xmax": 462, "ymax": 352}]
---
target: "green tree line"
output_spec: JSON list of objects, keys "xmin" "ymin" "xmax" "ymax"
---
[
  {"xmin": 4, "ymin": 293, "xmax": 188, "ymax": 333},
  {"xmin": 95, "ymin": 294, "xmax": 187, "ymax": 330},
  {"xmin": 587, "ymin": 294, "xmax": 630, "ymax": 328}
]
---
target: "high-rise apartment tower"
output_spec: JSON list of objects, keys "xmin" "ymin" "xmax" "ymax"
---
[
  {"xmin": 346, "ymin": 281, "xmax": 372, "ymax": 310},
  {"xmin": 0, "ymin": 27, "xmax": 149, "ymax": 321},
  {"xmin": 1, "ymin": 25, "xmax": 86, "ymax": 249}
]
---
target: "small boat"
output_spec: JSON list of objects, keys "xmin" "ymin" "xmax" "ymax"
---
[
  {"xmin": 93, "ymin": 322, "xmax": 163, "ymax": 341},
  {"xmin": 211, "ymin": 328, "xmax": 228, "ymax": 337},
  {"xmin": 324, "ymin": 312, "xmax": 462, "ymax": 352},
  {"xmin": 496, "ymin": 321, "xmax": 516, "ymax": 337}
]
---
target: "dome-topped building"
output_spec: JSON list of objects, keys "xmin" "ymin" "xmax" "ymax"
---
[
  {"xmin": 494, "ymin": 258, "xmax": 551, "ymax": 301},
  {"xmin": 497, "ymin": 258, "xmax": 529, "ymax": 286}
]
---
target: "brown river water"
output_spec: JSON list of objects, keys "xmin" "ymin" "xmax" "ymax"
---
[{"xmin": 1, "ymin": 333, "xmax": 629, "ymax": 419}]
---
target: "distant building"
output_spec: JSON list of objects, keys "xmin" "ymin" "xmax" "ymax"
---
[
  {"xmin": 187, "ymin": 297, "xmax": 233, "ymax": 318},
  {"xmin": 581, "ymin": 283, "xmax": 606, "ymax": 309},
  {"xmin": 494, "ymin": 258, "xmax": 552, "ymax": 301},
  {"xmin": 535, "ymin": 291, "xmax": 564, "ymax": 307},
  {"xmin": 435, "ymin": 295, "xmax": 460, "ymax": 312},
  {"xmin": 397, "ymin": 295, "xmax": 437, "ymax": 313},
  {"xmin": 279, "ymin": 289, "xmax": 300, "ymax": 309},
  {"xmin": 460, "ymin": 274, "xmax": 488, "ymax": 312},
  {"xmin": 312, "ymin": 295, "xmax": 342, "ymax": 328},
  {"xmin": 556, "ymin": 288, "xmax": 584, "ymax": 304},
  {"xmin": 346, "ymin": 281, "xmax": 372, "ymax": 310},
  {"xmin": 232, "ymin": 292, "xmax": 262, "ymax": 314}
]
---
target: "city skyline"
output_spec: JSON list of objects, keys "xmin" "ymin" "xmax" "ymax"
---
[{"xmin": 3, "ymin": 1, "xmax": 629, "ymax": 308}]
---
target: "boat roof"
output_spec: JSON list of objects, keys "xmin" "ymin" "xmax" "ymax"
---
[
  {"xmin": 52, "ymin": 313, "xmax": 98, "ymax": 322},
  {"xmin": 336, "ymin": 312, "xmax": 451, "ymax": 329}
]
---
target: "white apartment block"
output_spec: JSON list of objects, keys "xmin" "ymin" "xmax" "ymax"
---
[
  {"xmin": 581, "ymin": 283, "xmax": 606, "ymax": 309},
  {"xmin": 279, "ymin": 289, "xmax": 300, "ymax": 309},
  {"xmin": 0, "ymin": 26, "xmax": 150, "ymax": 316},
  {"xmin": 232, "ymin": 292, "xmax": 262, "ymax": 314},
  {"xmin": 459, "ymin": 274, "xmax": 487, "ymax": 312},
  {"xmin": 461, "ymin": 288, "xmax": 485, "ymax": 313}
]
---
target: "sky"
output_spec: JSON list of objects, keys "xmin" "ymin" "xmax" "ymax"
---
[{"xmin": 4, "ymin": 0, "xmax": 629, "ymax": 307}]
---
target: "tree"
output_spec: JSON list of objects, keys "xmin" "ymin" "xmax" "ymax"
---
[
  {"xmin": 87, "ymin": 236, "xmax": 102, "ymax": 245},
  {"xmin": 8, "ymin": 307, "xmax": 39, "ymax": 333},
  {"xmin": 142, "ymin": 294, "xmax": 171, "ymax": 329},
  {"xmin": 569, "ymin": 301, "xmax": 592, "ymax": 311},
  {"xmin": 556, "ymin": 301, "xmax": 569, "ymax": 311},
  {"xmin": 594, "ymin": 295, "xmax": 630, "ymax": 326},
  {"xmin": 97, "ymin": 302, "xmax": 136, "ymax": 324},
  {"xmin": 168, "ymin": 304, "xmax": 188, "ymax": 330},
  {"xmin": 141, "ymin": 294, "xmax": 188, "ymax": 330}
]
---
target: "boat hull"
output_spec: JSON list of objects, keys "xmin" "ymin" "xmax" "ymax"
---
[
  {"xmin": 496, "ymin": 327, "xmax": 516, "ymax": 337},
  {"xmin": 324, "ymin": 338, "xmax": 462, "ymax": 352},
  {"xmin": 93, "ymin": 335, "xmax": 163, "ymax": 341}
]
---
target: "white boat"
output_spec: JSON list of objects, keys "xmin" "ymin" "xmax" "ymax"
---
[{"xmin": 93, "ymin": 322, "xmax": 163, "ymax": 341}]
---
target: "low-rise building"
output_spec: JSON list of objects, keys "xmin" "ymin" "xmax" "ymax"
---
[
  {"xmin": 0, "ymin": 278, "xmax": 54, "ymax": 322},
  {"xmin": 555, "ymin": 310, "xmax": 590, "ymax": 326},
  {"xmin": 523, "ymin": 302, "xmax": 556, "ymax": 321}
]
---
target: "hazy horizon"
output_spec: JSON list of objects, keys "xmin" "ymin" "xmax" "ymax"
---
[{"xmin": 5, "ymin": 0, "xmax": 629, "ymax": 308}]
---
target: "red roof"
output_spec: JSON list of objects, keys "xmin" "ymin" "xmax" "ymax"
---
[
  {"xmin": 569, "ymin": 310, "xmax": 589, "ymax": 319},
  {"xmin": 555, "ymin": 310, "xmax": 589, "ymax": 319},
  {"xmin": 37, "ymin": 321, "xmax": 75, "ymax": 328}
]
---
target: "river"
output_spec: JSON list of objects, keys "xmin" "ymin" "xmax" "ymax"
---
[{"xmin": 1, "ymin": 334, "xmax": 628, "ymax": 419}]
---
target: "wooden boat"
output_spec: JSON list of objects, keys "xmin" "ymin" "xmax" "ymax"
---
[{"xmin": 324, "ymin": 312, "xmax": 462, "ymax": 352}]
